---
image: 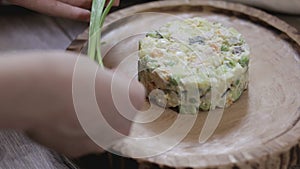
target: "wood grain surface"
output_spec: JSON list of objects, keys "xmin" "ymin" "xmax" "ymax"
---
[{"xmin": 67, "ymin": 1, "xmax": 300, "ymax": 169}]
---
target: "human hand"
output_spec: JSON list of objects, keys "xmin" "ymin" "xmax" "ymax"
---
[
  {"xmin": 7, "ymin": 0, "xmax": 120, "ymax": 22},
  {"xmin": 0, "ymin": 51, "xmax": 145, "ymax": 157}
]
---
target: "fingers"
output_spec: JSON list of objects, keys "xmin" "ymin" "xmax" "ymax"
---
[
  {"xmin": 95, "ymin": 69, "xmax": 146, "ymax": 136},
  {"xmin": 9, "ymin": 0, "xmax": 91, "ymax": 22},
  {"xmin": 49, "ymin": 2, "xmax": 91, "ymax": 21},
  {"xmin": 58, "ymin": 0, "xmax": 120, "ymax": 10},
  {"xmin": 59, "ymin": 0, "xmax": 120, "ymax": 9},
  {"xmin": 8, "ymin": 0, "xmax": 119, "ymax": 21},
  {"xmin": 42, "ymin": 0, "xmax": 91, "ymax": 22},
  {"xmin": 59, "ymin": 0, "xmax": 92, "ymax": 9},
  {"xmin": 55, "ymin": 0, "xmax": 120, "ymax": 21}
]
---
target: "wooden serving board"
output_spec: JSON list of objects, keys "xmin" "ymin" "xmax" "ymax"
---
[{"xmin": 67, "ymin": 1, "xmax": 300, "ymax": 169}]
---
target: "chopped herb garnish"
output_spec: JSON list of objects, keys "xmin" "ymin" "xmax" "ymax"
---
[
  {"xmin": 146, "ymin": 31, "xmax": 163, "ymax": 39},
  {"xmin": 239, "ymin": 55, "xmax": 249, "ymax": 67},
  {"xmin": 226, "ymin": 60, "xmax": 236, "ymax": 68},
  {"xmin": 221, "ymin": 44, "xmax": 229, "ymax": 52},
  {"xmin": 235, "ymin": 79, "xmax": 240, "ymax": 86},
  {"xmin": 169, "ymin": 76, "xmax": 179, "ymax": 86},
  {"xmin": 224, "ymin": 57, "xmax": 236, "ymax": 68},
  {"xmin": 200, "ymin": 102, "xmax": 210, "ymax": 111},
  {"xmin": 138, "ymin": 41, "xmax": 141, "ymax": 50}
]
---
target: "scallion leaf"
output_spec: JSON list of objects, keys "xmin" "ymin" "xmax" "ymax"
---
[{"xmin": 88, "ymin": 0, "xmax": 115, "ymax": 67}]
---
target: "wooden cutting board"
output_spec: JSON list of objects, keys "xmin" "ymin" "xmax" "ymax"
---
[{"xmin": 67, "ymin": 1, "xmax": 300, "ymax": 168}]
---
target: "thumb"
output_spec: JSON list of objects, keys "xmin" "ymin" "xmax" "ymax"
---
[
  {"xmin": 95, "ymin": 69, "xmax": 146, "ymax": 136},
  {"xmin": 72, "ymin": 56, "xmax": 145, "ymax": 151}
]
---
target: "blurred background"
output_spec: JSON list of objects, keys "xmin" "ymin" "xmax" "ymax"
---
[{"xmin": 0, "ymin": 0, "xmax": 299, "ymax": 52}]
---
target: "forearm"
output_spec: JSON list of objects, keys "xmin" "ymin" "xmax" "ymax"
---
[
  {"xmin": 0, "ymin": 50, "xmax": 146, "ymax": 157},
  {"xmin": 0, "ymin": 53, "xmax": 47, "ymax": 129},
  {"xmin": 0, "ymin": 51, "xmax": 76, "ymax": 130},
  {"xmin": 0, "ymin": 55, "xmax": 31, "ymax": 129}
]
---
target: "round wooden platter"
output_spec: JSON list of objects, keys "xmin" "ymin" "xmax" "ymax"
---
[{"xmin": 67, "ymin": 1, "xmax": 300, "ymax": 169}]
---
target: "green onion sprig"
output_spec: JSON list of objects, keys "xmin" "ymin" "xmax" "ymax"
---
[{"xmin": 88, "ymin": 0, "xmax": 115, "ymax": 67}]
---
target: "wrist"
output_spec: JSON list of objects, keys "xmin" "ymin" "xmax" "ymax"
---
[{"xmin": 0, "ymin": 52, "xmax": 37, "ymax": 130}]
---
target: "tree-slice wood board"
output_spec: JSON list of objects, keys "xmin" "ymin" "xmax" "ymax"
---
[{"xmin": 67, "ymin": 1, "xmax": 300, "ymax": 169}]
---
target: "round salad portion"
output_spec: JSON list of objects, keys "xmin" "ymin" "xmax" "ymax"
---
[{"xmin": 138, "ymin": 17, "xmax": 250, "ymax": 114}]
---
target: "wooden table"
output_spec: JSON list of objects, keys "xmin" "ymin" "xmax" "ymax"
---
[{"xmin": 0, "ymin": 1, "xmax": 299, "ymax": 169}]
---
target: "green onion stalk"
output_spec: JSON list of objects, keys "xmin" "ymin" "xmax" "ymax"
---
[{"xmin": 88, "ymin": 0, "xmax": 115, "ymax": 67}]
